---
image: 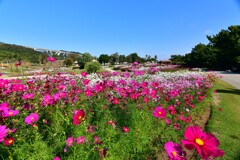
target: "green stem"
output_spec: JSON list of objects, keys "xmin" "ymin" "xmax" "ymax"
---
[
  {"xmin": 190, "ymin": 149, "xmax": 197, "ymax": 160},
  {"xmin": 7, "ymin": 149, "xmax": 13, "ymax": 160}
]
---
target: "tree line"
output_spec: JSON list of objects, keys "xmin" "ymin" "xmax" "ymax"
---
[
  {"xmin": 170, "ymin": 25, "xmax": 240, "ymax": 70},
  {"xmin": 0, "ymin": 43, "xmax": 49, "ymax": 64}
]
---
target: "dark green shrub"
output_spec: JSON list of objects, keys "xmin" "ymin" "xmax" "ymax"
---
[
  {"xmin": 63, "ymin": 57, "xmax": 74, "ymax": 66},
  {"xmin": 84, "ymin": 61, "xmax": 101, "ymax": 73}
]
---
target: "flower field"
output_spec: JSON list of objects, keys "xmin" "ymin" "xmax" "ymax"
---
[{"xmin": 0, "ymin": 68, "xmax": 224, "ymax": 159}]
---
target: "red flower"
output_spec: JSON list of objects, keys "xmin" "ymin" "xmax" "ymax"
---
[
  {"xmin": 112, "ymin": 98, "xmax": 119, "ymax": 105},
  {"xmin": 72, "ymin": 110, "xmax": 85, "ymax": 125},
  {"xmin": 4, "ymin": 137, "xmax": 14, "ymax": 146},
  {"xmin": 181, "ymin": 126, "xmax": 224, "ymax": 159}
]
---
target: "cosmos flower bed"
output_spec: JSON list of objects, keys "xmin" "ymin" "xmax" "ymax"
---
[{"xmin": 0, "ymin": 70, "xmax": 223, "ymax": 159}]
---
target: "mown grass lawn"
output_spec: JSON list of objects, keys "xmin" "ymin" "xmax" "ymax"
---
[{"xmin": 206, "ymin": 79, "xmax": 240, "ymax": 160}]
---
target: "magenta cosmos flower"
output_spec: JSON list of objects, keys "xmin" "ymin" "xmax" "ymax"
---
[
  {"xmin": 66, "ymin": 137, "xmax": 74, "ymax": 147},
  {"xmin": 4, "ymin": 137, "xmax": 14, "ymax": 146},
  {"xmin": 164, "ymin": 141, "xmax": 186, "ymax": 160},
  {"xmin": 72, "ymin": 109, "xmax": 85, "ymax": 125},
  {"xmin": 25, "ymin": 112, "xmax": 39, "ymax": 125},
  {"xmin": 181, "ymin": 126, "xmax": 224, "ymax": 159},
  {"xmin": 53, "ymin": 156, "xmax": 61, "ymax": 160},
  {"xmin": 77, "ymin": 136, "xmax": 85, "ymax": 144},
  {"xmin": 0, "ymin": 125, "xmax": 9, "ymax": 142},
  {"xmin": 123, "ymin": 126, "xmax": 130, "ymax": 133},
  {"xmin": 2, "ymin": 109, "xmax": 19, "ymax": 118},
  {"xmin": 152, "ymin": 106, "xmax": 167, "ymax": 119},
  {"xmin": 47, "ymin": 57, "xmax": 56, "ymax": 62}
]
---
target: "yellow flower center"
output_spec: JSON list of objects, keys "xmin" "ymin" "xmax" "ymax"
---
[
  {"xmin": 9, "ymin": 112, "xmax": 13, "ymax": 115},
  {"xmin": 195, "ymin": 138, "xmax": 204, "ymax": 146},
  {"xmin": 171, "ymin": 151, "xmax": 177, "ymax": 156},
  {"xmin": 9, "ymin": 140, "xmax": 13, "ymax": 143},
  {"xmin": 31, "ymin": 117, "xmax": 34, "ymax": 120},
  {"xmin": 78, "ymin": 116, "xmax": 82, "ymax": 120},
  {"xmin": 158, "ymin": 111, "xmax": 162, "ymax": 115}
]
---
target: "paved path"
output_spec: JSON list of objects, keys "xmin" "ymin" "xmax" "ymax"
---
[{"xmin": 214, "ymin": 71, "xmax": 240, "ymax": 89}]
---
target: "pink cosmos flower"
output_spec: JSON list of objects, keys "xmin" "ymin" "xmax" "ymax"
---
[
  {"xmin": 168, "ymin": 105, "xmax": 176, "ymax": 115},
  {"xmin": 83, "ymin": 79, "xmax": 90, "ymax": 85},
  {"xmin": 0, "ymin": 102, "xmax": 10, "ymax": 111},
  {"xmin": 72, "ymin": 109, "xmax": 85, "ymax": 125},
  {"xmin": 66, "ymin": 137, "xmax": 74, "ymax": 147},
  {"xmin": 123, "ymin": 126, "xmax": 129, "ymax": 133},
  {"xmin": 24, "ymin": 112, "xmax": 39, "ymax": 125},
  {"xmin": 106, "ymin": 120, "xmax": 116, "ymax": 129},
  {"xmin": 181, "ymin": 126, "xmax": 224, "ymax": 159},
  {"xmin": 77, "ymin": 136, "xmax": 85, "ymax": 144},
  {"xmin": 81, "ymin": 71, "xmax": 87, "ymax": 77},
  {"xmin": 53, "ymin": 156, "xmax": 61, "ymax": 160},
  {"xmin": 13, "ymin": 83, "xmax": 25, "ymax": 92},
  {"xmin": 85, "ymin": 89, "xmax": 93, "ymax": 97},
  {"xmin": 4, "ymin": 137, "xmax": 14, "ymax": 146},
  {"xmin": 0, "ymin": 125, "xmax": 9, "ymax": 142},
  {"xmin": 22, "ymin": 93, "xmax": 35, "ymax": 100},
  {"xmin": 94, "ymin": 136, "xmax": 102, "ymax": 144},
  {"xmin": 164, "ymin": 141, "xmax": 186, "ymax": 160},
  {"xmin": 2, "ymin": 109, "xmax": 19, "ymax": 118},
  {"xmin": 112, "ymin": 98, "xmax": 119, "ymax": 105},
  {"xmin": 53, "ymin": 93, "xmax": 60, "ymax": 101},
  {"xmin": 56, "ymin": 84, "xmax": 66, "ymax": 90},
  {"xmin": 47, "ymin": 57, "xmax": 56, "ymax": 62},
  {"xmin": 42, "ymin": 94, "xmax": 54, "ymax": 106},
  {"xmin": 152, "ymin": 106, "xmax": 167, "ymax": 119},
  {"xmin": 87, "ymin": 125, "xmax": 95, "ymax": 133}
]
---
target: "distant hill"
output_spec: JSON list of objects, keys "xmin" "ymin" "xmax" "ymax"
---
[{"xmin": 0, "ymin": 42, "xmax": 48, "ymax": 63}]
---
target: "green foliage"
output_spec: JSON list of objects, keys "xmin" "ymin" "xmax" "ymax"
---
[
  {"xmin": 118, "ymin": 55, "xmax": 127, "ymax": 64},
  {"xmin": 183, "ymin": 25, "xmax": 240, "ymax": 70},
  {"xmin": 77, "ymin": 52, "xmax": 93, "ymax": 69},
  {"xmin": 98, "ymin": 54, "xmax": 110, "ymax": 65},
  {"xmin": 63, "ymin": 57, "xmax": 74, "ymax": 66},
  {"xmin": 170, "ymin": 54, "xmax": 185, "ymax": 65},
  {"xmin": 84, "ymin": 61, "xmax": 101, "ymax": 73},
  {"xmin": 184, "ymin": 43, "xmax": 217, "ymax": 68},
  {"xmin": 0, "ymin": 43, "xmax": 48, "ymax": 64},
  {"xmin": 126, "ymin": 53, "xmax": 143, "ymax": 63},
  {"xmin": 109, "ymin": 52, "xmax": 119, "ymax": 65}
]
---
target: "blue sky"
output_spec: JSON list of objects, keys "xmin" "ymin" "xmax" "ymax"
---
[{"xmin": 0, "ymin": 0, "xmax": 240, "ymax": 59}]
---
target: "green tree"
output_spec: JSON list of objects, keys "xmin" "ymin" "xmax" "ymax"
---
[
  {"xmin": 170, "ymin": 55, "xmax": 185, "ymax": 65},
  {"xmin": 63, "ymin": 57, "xmax": 74, "ymax": 66},
  {"xmin": 126, "ymin": 53, "xmax": 141, "ymax": 63},
  {"xmin": 84, "ymin": 61, "xmax": 101, "ymax": 73},
  {"xmin": 98, "ymin": 54, "xmax": 110, "ymax": 65},
  {"xmin": 77, "ymin": 52, "xmax": 93, "ymax": 69},
  {"xmin": 207, "ymin": 25, "xmax": 240, "ymax": 70},
  {"xmin": 109, "ymin": 52, "xmax": 119, "ymax": 65},
  {"xmin": 184, "ymin": 43, "xmax": 217, "ymax": 68},
  {"xmin": 66, "ymin": 53, "xmax": 79, "ymax": 63},
  {"xmin": 119, "ymin": 55, "xmax": 127, "ymax": 64}
]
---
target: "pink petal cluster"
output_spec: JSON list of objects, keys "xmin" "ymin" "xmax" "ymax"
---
[
  {"xmin": 0, "ymin": 125, "xmax": 9, "ymax": 142},
  {"xmin": 152, "ymin": 106, "xmax": 167, "ymax": 119},
  {"xmin": 181, "ymin": 126, "xmax": 224, "ymax": 159},
  {"xmin": 47, "ymin": 57, "xmax": 56, "ymax": 62},
  {"xmin": 24, "ymin": 112, "xmax": 39, "ymax": 125},
  {"xmin": 164, "ymin": 141, "xmax": 186, "ymax": 160},
  {"xmin": 72, "ymin": 109, "xmax": 85, "ymax": 125}
]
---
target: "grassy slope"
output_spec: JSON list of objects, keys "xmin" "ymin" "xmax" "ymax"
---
[{"xmin": 206, "ymin": 79, "xmax": 240, "ymax": 160}]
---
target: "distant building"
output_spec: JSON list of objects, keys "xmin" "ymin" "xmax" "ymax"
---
[
  {"xmin": 73, "ymin": 61, "xmax": 79, "ymax": 67},
  {"xmin": 158, "ymin": 60, "xmax": 172, "ymax": 65}
]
